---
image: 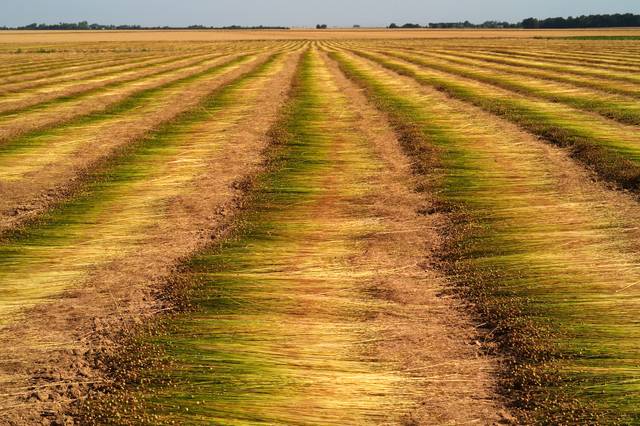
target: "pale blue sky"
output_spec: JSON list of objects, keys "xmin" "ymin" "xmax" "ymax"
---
[{"xmin": 3, "ymin": 0, "xmax": 639, "ymax": 27}]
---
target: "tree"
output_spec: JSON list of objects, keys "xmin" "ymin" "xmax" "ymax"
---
[{"xmin": 316, "ymin": 24, "xmax": 327, "ymax": 29}]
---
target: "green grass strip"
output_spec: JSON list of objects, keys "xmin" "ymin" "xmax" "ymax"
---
[
  {"xmin": 0, "ymin": 52, "xmax": 233, "ymax": 120},
  {"xmin": 351, "ymin": 49, "xmax": 640, "ymax": 193},
  {"xmin": 430, "ymin": 49, "xmax": 640, "ymax": 99},
  {"xmin": 463, "ymin": 48, "xmax": 640, "ymax": 84},
  {"xmin": 0, "ymin": 54, "xmax": 251, "ymax": 156},
  {"xmin": 0, "ymin": 52, "xmax": 278, "ymax": 247},
  {"xmin": 383, "ymin": 50, "xmax": 640, "ymax": 126},
  {"xmin": 0, "ymin": 51, "xmax": 209, "ymax": 115},
  {"xmin": 0, "ymin": 55, "xmax": 111, "ymax": 79},
  {"xmin": 479, "ymin": 48, "xmax": 640, "ymax": 72},
  {"xmin": 0, "ymin": 54, "xmax": 281, "ymax": 315},
  {"xmin": 0, "ymin": 52, "xmax": 160, "ymax": 88}
]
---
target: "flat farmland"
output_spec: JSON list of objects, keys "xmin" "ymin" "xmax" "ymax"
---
[
  {"xmin": 0, "ymin": 31, "xmax": 640, "ymax": 425},
  {"xmin": 1, "ymin": 27, "xmax": 640, "ymax": 42}
]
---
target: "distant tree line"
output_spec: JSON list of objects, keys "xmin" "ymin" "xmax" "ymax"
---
[
  {"xmin": 388, "ymin": 13, "xmax": 640, "ymax": 29},
  {"xmin": 0, "ymin": 21, "xmax": 289, "ymax": 30},
  {"xmin": 521, "ymin": 13, "xmax": 640, "ymax": 28},
  {"xmin": 17, "ymin": 22, "xmax": 143, "ymax": 30},
  {"xmin": 427, "ymin": 21, "xmax": 519, "ymax": 29},
  {"xmin": 389, "ymin": 21, "xmax": 518, "ymax": 29},
  {"xmin": 190, "ymin": 25, "xmax": 289, "ymax": 30},
  {"xmin": 2, "ymin": 13, "xmax": 639, "ymax": 31}
]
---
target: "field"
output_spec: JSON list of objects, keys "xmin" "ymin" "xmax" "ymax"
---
[{"xmin": 0, "ymin": 29, "xmax": 640, "ymax": 425}]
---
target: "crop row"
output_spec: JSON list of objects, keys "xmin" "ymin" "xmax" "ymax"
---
[{"xmin": 330, "ymin": 45, "xmax": 640, "ymax": 423}]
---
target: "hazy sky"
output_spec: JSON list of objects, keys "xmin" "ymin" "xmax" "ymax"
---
[{"xmin": 3, "ymin": 0, "xmax": 639, "ymax": 27}]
